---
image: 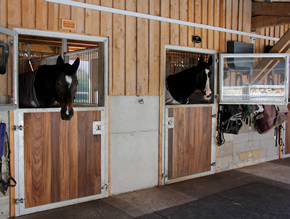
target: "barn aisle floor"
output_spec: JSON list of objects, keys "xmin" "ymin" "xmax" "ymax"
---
[{"xmin": 16, "ymin": 158, "xmax": 290, "ymax": 219}]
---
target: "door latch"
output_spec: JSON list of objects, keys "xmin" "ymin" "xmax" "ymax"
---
[{"xmin": 92, "ymin": 121, "xmax": 102, "ymax": 135}]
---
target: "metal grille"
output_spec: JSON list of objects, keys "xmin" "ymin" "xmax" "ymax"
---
[
  {"xmin": 65, "ymin": 47, "xmax": 100, "ymax": 105},
  {"xmin": 166, "ymin": 50, "xmax": 211, "ymax": 78}
]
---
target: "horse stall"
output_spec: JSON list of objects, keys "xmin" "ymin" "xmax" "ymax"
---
[
  {"xmin": 162, "ymin": 47, "xmax": 217, "ymax": 184},
  {"xmin": 12, "ymin": 29, "xmax": 109, "ymax": 216}
]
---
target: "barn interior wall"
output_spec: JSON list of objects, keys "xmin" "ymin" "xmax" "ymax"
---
[
  {"xmin": 216, "ymin": 122, "xmax": 279, "ymax": 172},
  {"xmin": 2, "ymin": 0, "xmax": 288, "ymax": 97},
  {"xmin": 0, "ymin": 0, "xmax": 289, "ymax": 202}
]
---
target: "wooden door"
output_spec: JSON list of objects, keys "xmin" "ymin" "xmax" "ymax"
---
[
  {"xmin": 24, "ymin": 111, "xmax": 101, "ymax": 208},
  {"xmin": 167, "ymin": 107, "xmax": 212, "ymax": 180}
]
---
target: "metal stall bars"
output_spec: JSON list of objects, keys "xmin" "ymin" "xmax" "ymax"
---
[{"xmin": 65, "ymin": 47, "xmax": 100, "ymax": 106}]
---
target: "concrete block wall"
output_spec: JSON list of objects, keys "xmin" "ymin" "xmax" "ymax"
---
[{"xmin": 216, "ymin": 121, "xmax": 279, "ymax": 172}]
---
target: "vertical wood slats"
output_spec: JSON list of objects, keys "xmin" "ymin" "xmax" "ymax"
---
[
  {"xmin": 24, "ymin": 111, "xmax": 101, "ymax": 208},
  {"xmin": 125, "ymin": 0, "xmax": 137, "ymax": 95},
  {"xmin": 2, "ymin": 0, "xmax": 290, "ymax": 96},
  {"xmin": 149, "ymin": 0, "xmax": 160, "ymax": 95},
  {"xmin": 112, "ymin": 0, "xmax": 125, "ymax": 95},
  {"xmin": 137, "ymin": 0, "xmax": 149, "ymax": 96},
  {"xmin": 168, "ymin": 107, "xmax": 212, "ymax": 179}
]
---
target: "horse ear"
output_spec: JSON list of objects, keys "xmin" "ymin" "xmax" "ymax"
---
[
  {"xmin": 57, "ymin": 55, "xmax": 64, "ymax": 66},
  {"xmin": 72, "ymin": 58, "xmax": 80, "ymax": 72},
  {"xmin": 208, "ymin": 56, "xmax": 213, "ymax": 66},
  {"xmin": 198, "ymin": 55, "xmax": 204, "ymax": 65}
]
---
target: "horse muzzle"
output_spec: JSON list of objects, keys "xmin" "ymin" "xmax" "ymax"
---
[
  {"xmin": 61, "ymin": 107, "xmax": 74, "ymax": 120},
  {"xmin": 203, "ymin": 90, "xmax": 212, "ymax": 100}
]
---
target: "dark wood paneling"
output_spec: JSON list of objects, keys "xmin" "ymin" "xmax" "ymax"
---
[
  {"xmin": 24, "ymin": 111, "xmax": 101, "ymax": 208},
  {"xmin": 168, "ymin": 107, "xmax": 212, "ymax": 179}
]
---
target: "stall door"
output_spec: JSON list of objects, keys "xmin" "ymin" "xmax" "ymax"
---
[
  {"xmin": 164, "ymin": 106, "xmax": 215, "ymax": 183},
  {"xmin": 14, "ymin": 109, "xmax": 106, "ymax": 216}
]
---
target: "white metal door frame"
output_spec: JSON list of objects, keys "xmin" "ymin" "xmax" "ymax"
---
[
  {"xmin": 13, "ymin": 28, "xmax": 109, "ymax": 216},
  {"xmin": 162, "ymin": 46, "xmax": 217, "ymax": 185}
]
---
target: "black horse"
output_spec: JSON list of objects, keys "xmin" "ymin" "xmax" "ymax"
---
[
  {"xmin": 165, "ymin": 55, "xmax": 213, "ymax": 104},
  {"xmin": 19, "ymin": 55, "xmax": 80, "ymax": 120}
]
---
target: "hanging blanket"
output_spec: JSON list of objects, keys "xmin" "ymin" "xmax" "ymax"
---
[{"xmin": 19, "ymin": 71, "xmax": 40, "ymax": 108}]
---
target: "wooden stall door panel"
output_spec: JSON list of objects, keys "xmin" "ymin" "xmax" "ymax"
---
[
  {"xmin": 168, "ymin": 107, "xmax": 212, "ymax": 180},
  {"xmin": 24, "ymin": 111, "xmax": 101, "ymax": 208}
]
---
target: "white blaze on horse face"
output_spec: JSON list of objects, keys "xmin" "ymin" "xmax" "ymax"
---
[
  {"xmin": 66, "ymin": 106, "xmax": 69, "ymax": 115},
  {"xmin": 204, "ymin": 69, "xmax": 212, "ymax": 100},
  {"xmin": 65, "ymin": 75, "xmax": 72, "ymax": 88}
]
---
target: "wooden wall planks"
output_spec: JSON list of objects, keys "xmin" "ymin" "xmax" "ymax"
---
[{"xmin": 1, "ymin": 0, "xmax": 289, "ymax": 96}]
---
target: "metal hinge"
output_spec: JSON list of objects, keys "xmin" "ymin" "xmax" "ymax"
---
[
  {"xmin": 211, "ymin": 162, "xmax": 216, "ymax": 166},
  {"xmin": 216, "ymin": 58, "xmax": 219, "ymax": 63},
  {"xmin": 211, "ymin": 114, "xmax": 217, "ymax": 118},
  {"xmin": 14, "ymin": 125, "xmax": 25, "ymax": 131},
  {"xmin": 101, "ymin": 184, "xmax": 108, "ymax": 191},
  {"xmin": 15, "ymin": 198, "xmax": 24, "ymax": 204}
]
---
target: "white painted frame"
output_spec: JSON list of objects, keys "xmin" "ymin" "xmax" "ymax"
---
[
  {"xmin": 219, "ymin": 53, "xmax": 289, "ymax": 105},
  {"xmin": 162, "ymin": 45, "xmax": 217, "ymax": 185},
  {"xmin": 13, "ymin": 28, "xmax": 109, "ymax": 216},
  {"xmin": 44, "ymin": 0, "xmax": 280, "ymax": 42}
]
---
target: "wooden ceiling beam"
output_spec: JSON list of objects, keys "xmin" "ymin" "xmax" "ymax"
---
[
  {"xmin": 250, "ymin": 29, "xmax": 290, "ymax": 84},
  {"xmin": 252, "ymin": 2, "xmax": 290, "ymax": 17},
  {"xmin": 252, "ymin": 2, "xmax": 290, "ymax": 30},
  {"xmin": 252, "ymin": 16, "xmax": 290, "ymax": 30}
]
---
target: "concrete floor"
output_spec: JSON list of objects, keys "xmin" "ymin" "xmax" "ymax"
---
[{"xmin": 14, "ymin": 158, "xmax": 290, "ymax": 219}]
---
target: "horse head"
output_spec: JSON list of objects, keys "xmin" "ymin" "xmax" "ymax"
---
[
  {"xmin": 55, "ymin": 56, "xmax": 79, "ymax": 120},
  {"xmin": 195, "ymin": 55, "xmax": 213, "ymax": 101}
]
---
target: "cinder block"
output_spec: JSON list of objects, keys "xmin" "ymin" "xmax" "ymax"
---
[
  {"xmin": 238, "ymin": 151, "xmax": 249, "ymax": 161},
  {"xmin": 233, "ymin": 133, "xmax": 249, "ymax": 144},
  {"xmin": 216, "ymin": 157, "xmax": 233, "ymax": 172},
  {"xmin": 249, "ymin": 129, "xmax": 274, "ymax": 141},
  {"xmin": 251, "ymin": 149, "xmax": 262, "ymax": 159},
  {"xmin": 217, "ymin": 142, "xmax": 233, "ymax": 158}
]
